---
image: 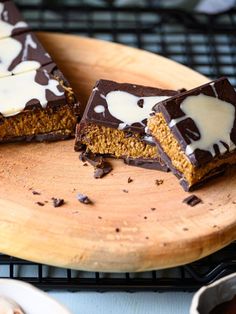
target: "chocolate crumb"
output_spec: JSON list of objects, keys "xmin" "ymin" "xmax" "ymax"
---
[
  {"xmin": 83, "ymin": 163, "xmax": 88, "ymax": 167},
  {"xmin": 151, "ymin": 207, "xmax": 156, "ymax": 211},
  {"xmin": 98, "ymin": 216, "xmax": 102, "ymax": 219},
  {"xmin": 183, "ymin": 227, "xmax": 189, "ymax": 231},
  {"xmin": 32, "ymin": 191, "xmax": 41, "ymax": 195},
  {"xmin": 77, "ymin": 193, "xmax": 92, "ymax": 204},
  {"xmin": 155, "ymin": 179, "xmax": 164, "ymax": 186},
  {"xmin": 52, "ymin": 198, "xmax": 64, "ymax": 207},
  {"xmin": 144, "ymin": 216, "xmax": 147, "ymax": 219},
  {"xmin": 128, "ymin": 177, "xmax": 133, "ymax": 183},
  {"xmin": 94, "ymin": 161, "xmax": 112, "ymax": 178},
  {"xmin": 213, "ymin": 225, "xmax": 218, "ymax": 228},
  {"xmin": 123, "ymin": 189, "xmax": 128, "ymax": 193},
  {"xmin": 145, "ymin": 236, "xmax": 149, "ymax": 240},
  {"xmin": 232, "ymin": 201, "xmax": 236, "ymax": 204},
  {"xmin": 183, "ymin": 194, "xmax": 202, "ymax": 207},
  {"xmin": 80, "ymin": 151, "xmax": 103, "ymax": 168},
  {"xmin": 36, "ymin": 201, "xmax": 44, "ymax": 206},
  {"xmin": 115, "ymin": 228, "xmax": 120, "ymax": 233}
]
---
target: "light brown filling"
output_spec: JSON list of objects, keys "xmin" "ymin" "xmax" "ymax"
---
[
  {"xmin": 0, "ymin": 104, "xmax": 78, "ymax": 140},
  {"xmin": 78, "ymin": 124, "xmax": 159, "ymax": 159},
  {"xmin": 148, "ymin": 113, "xmax": 236, "ymax": 186}
]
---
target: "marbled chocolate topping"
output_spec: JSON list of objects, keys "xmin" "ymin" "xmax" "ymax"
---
[
  {"xmin": 154, "ymin": 77, "xmax": 236, "ymax": 167},
  {"xmin": 84, "ymin": 79, "xmax": 179, "ymax": 134}
]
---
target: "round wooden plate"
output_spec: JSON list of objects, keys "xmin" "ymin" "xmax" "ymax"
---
[{"xmin": 0, "ymin": 33, "xmax": 235, "ymax": 272}]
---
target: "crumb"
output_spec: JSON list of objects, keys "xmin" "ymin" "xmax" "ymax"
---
[
  {"xmin": 80, "ymin": 151, "xmax": 113, "ymax": 179},
  {"xmin": 98, "ymin": 216, "xmax": 102, "ymax": 219},
  {"xmin": 155, "ymin": 179, "xmax": 164, "ymax": 186},
  {"xmin": 36, "ymin": 201, "xmax": 44, "ymax": 206},
  {"xmin": 144, "ymin": 216, "xmax": 147, "ymax": 219},
  {"xmin": 122, "ymin": 189, "xmax": 128, "ymax": 193},
  {"xmin": 145, "ymin": 236, "xmax": 149, "ymax": 240},
  {"xmin": 115, "ymin": 228, "xmax": 120, "ymax": 233},
  {"xmin": 213, "ymin": 225, "xmax": 218, "ymax": 228},
  {"xmin": 83, "ymin": 163, "xmax": 88, "ymax": 166},
  {"xmin": 151, "ymin": 207, "xmax": 156, "ymax": 211},
  {"xmin": 183, "ymin": 194, "xmax": 202, "ymax": 207},
  {"xmin": 32, "ymin": 191, "xmax": 41, "ymax": 195},
  {"xmin": 52, "ymin": 198, "xmax": 65, "ymax": 208},
  {"xmin": 227, "ymin": 193, "xmax": 231, "ymax": 198},
  {"xmin": 232, "ymin": 201, "xmax": 236, "ymax": 204},
  {"xmin": 183, "ymin": 227, "xmax": 189, "ymax": 231},
  {"xmin": 77, "ymin": 193, "xmax": 92, "ymax": 204},
  {"xmin": 127, "ymin": 177, "xmax": 133, "ymax": 183}
]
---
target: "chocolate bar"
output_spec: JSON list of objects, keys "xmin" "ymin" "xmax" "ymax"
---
[
  {"xmin": 0, "ymin": 64, "xmax": 79, "ymax": 142},
  {"xmin": 0, "ymin": 1, "xmax": 79, "ymax": 142},
  {"xmin": 147, "ymin": 77, "xmax": 236, "ymax": 190},
  {"xmin": 75, "ymin": 79, "xmax": 179, "ymax": 170},
  {"xmin": 0, "ymin": 1, "xmax": 28, "ymax": 39}
]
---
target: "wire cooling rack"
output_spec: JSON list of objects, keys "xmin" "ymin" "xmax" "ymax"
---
[{"xmin": 4, "ymin": 0, "xmax": 235, "ymax": 291}]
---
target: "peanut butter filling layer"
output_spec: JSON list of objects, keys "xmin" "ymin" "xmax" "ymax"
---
[
  {"xmin": 148, "ymin": 113, "xmax": 236, "ymax": 187},
  {"xmin": 0, "ymin": 104, "xmax": 78, "ymax": 140},
  {"xmin": 78, "ymin": 123, "xmax": 159, "ymax": 159}
]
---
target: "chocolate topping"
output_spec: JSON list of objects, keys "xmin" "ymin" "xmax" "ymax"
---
[
  {"xmin": 84, "ymin": 79, "xmax": 179, "ymax": 134},
  {"xmin": 154, "ymin": 77, "xmax": 236, "ymax": 167}
]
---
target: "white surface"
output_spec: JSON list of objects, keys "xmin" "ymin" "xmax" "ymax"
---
[
  {"xmin": 50, "ymin": 292, "xmax": 194, "ymax": 314},
  {"xmin": 0, "ymin": 279, "xmax": 70, "ymax": 314}
]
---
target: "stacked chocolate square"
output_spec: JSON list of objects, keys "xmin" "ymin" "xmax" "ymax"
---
[
  {"xmin": 75, "ymin": 78, "xmax": 236, "ymax": 191},
  {"xmin": 0, "ymin": 0, "xmax": 79, "ymax": 142}
]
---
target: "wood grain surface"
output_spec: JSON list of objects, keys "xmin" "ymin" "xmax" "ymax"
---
[{"xmin": 0, "ymin": 32, "xmax": 235, "ymax": 272}]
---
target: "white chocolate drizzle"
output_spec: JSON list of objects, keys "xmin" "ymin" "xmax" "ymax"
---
[
  {"xmin": 210, "ymin": 82, "xmax": 218, "ymax": 98},
  {"xmin": 22, "ymin": 34, "xmax": 37, "ymax": 61},
  {"xmin": 169, "ymin": 94, "xmax": 236, "ymax": 157},
  {"xmin": 103, "ymin": 91, "xmax": 170, "ymax": 129},
  {"xmin": 0, "ymin": 36, "xmax": 40, "ymax": 76},
  {"xmin": 0, "ymin": 3, "xmax": 27, "ymax": 39},
  {"xmin": 94, "ymin": 105, "xmax": 105, "ymax": 113},
  {"xmin": 0, "ymin": 70, "xmax": 64, "ymax": 117}
]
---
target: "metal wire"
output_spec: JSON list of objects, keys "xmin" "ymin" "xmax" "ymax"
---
[{"xmin": 5, "ymin": 0, "xmax": 236, "ymax": 291}]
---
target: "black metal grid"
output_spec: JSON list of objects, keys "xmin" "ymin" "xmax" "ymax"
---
[
  {"xmin": 3, "ymin": 0, "xmax": 235, "ymax": 291},
  {"xmin": 0, "ymin": 242, "xmax": 236, "ymax": 292}
]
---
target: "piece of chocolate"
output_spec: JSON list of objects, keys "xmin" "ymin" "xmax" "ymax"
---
[
  {"xmin": 75, "ymin": 79, "xmax": 180, "ymax": 170},
  {"xmin": 0, "ymin": 66, "xmax": 79, "ymax": 142},
  {"xmin": 52, "ymin": 198, "xmax": 65, "ymax": 207},
  {"xmin": 79, "ymin": 151, "xmax": 113, "ymax": 178},
  {"xmin": 94, "ymin": 160, "xmax": 113, "ymax": 179},
  {"xmin": 76, "ymin": 193, "xmax": 92, "ymax": 204},
  {"xmin": 0, "ymin": 1, "xmax": 29, "ymax": 39},
  {"xmin": 148, "ymin": 77, "xmax": 236, "ymax": 191},
  {"xmin": 183, "ymin": 195, "xmax": 202, "ymax": 207},
  {"xmin": 0, "ymin": 32, "xmax": 52, "ymax": 76}
]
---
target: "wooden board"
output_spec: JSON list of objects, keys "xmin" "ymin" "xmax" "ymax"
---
[{"xmin": 0, "ymin": 32, "xmax": 235, "ymax": 272}]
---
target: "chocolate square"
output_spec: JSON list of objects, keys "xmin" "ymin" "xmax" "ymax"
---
[
  {"xmin": 154, "ymin": 77, "xmax": 236, "ymax": 167},
  {"xmin": 84, "ymin": 79, "xmax": 178, "ymax": 134}
]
